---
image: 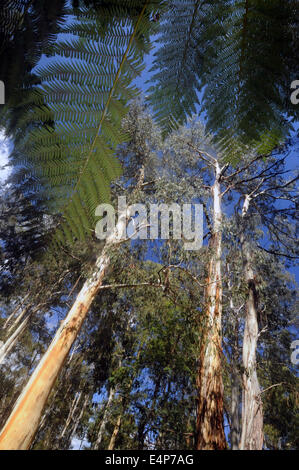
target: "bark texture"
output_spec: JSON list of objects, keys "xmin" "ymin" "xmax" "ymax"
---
[
  {"xmin": 0, "ymin": 198, "xmax": 131, "ymax": 450},
  {"xmin": 196, "ymin": 165, "xmax": 226, "ymax": 450},
  {"xmin": 231, "ymin": 368, "xmax": 241, "ymax": 449}
]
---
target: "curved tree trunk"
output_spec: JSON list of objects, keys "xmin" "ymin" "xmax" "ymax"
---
[
  {"xmin": 239, "ymin": 195, "xmax": 263, "ymax": 450},
  {"xmin": 0, "ymin": 201, "xmax": 130, "ymax": 451},
  {"xmin": 0, "ymin": 249, "xmax": 110, "ymax": 450},
  {"xmin": 196, "ymin": 164, "xmax": 226, "ymax": 450}
]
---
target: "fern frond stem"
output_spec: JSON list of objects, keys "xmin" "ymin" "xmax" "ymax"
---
[
  {"xmin": 175, "ymin": 0, "xmax": 201, "ymax": 93},
  {"xmin": 237, "ymin": 0, "xmax": 249, "ymax": 98}
]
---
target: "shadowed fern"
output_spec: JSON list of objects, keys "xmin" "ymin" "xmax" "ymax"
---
[
  {"xmin": 148, "ymin": 0, "xmax": 298, "ymax": 159},
  {"xmin": 8, "ymin": 2, "xmax": 163, "ymax": 246}
]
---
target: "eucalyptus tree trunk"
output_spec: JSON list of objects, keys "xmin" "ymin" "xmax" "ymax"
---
[
  {"xmin": 0, "ymin": 208, "xmax": 129, "ymax": 450},
  {"xmin": 59, "ymin": 391, "xmax": 82, "ymax": 440},
  {"xmin": 196, "ymin": 162, "xmax": 226, "ymax": 450},
  {"xmin": 3, "ymin": 293, "xmax": 30, "ymax": 329},
  {"xmin": 108, "ymin": 412, "xmax": 122, "ymax": 450},
  {"xmin": 69, "ymin": 394, "xmax": 89, "ymax": 445},
  {"xmin": 239, "ymin": 195, "xmax": 263, "ymax": 450},
  {"xmin": 93, "ymin": 387, "xmax": 116, "ymax": 450},
  {"xmin": 0, "ymin": 314, "xmax": 31, "ymax": 365}
]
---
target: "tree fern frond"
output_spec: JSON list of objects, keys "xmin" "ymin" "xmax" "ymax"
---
[
  {"xmin": 148, "ymin": 0, "xmax": 298, "ymax": 159},
  {"xmin": 9, "ymin": 1, "xmax": 162, "ymax": 247}
]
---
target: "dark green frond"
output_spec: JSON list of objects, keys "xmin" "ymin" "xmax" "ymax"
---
[
  {"xmin": 148, "ymin": 0, "xmax": 298, "ymax": 159},
  {"xmin": 8, "ymin": 2, "xmax": 159, "ymax": 246}
]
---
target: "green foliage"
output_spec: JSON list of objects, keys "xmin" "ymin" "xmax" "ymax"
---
[
  {"xmin": 148, "ymin": 0, "xmax": 299, "ymax": 158},
  {"xmin": 0, "ymin": 100, "xmax": 297, "ymax": 450},
  {"xmin": 0, "ymin": 0, "xmax": 68, "ymax": 105},
  {"xmin": 6, "ymin": 3, "xmax": 159, "ymax": 247},
  {"xmin": 148, "ymin": 0, "xmax": 226, "ymax": 136}
]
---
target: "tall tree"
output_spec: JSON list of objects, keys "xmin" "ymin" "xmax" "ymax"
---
[{"xmin": 0, "ymin": 101, "xmax": 162, "ymax": 449}]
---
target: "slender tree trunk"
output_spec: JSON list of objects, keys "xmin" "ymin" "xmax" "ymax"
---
[
  {"xmin": 108, "ymin": 412, "xmax": 122, "ymax": 450},
  {"xmin": 0, "ymin": 314, "xmax": 30, "ymax": 365},
  {"xmin": 6, "ymin": 304, "xmax": 30, "ymax": 334},
  {"xmin": 239, "ymin": 195, "xmax": 263, "ymax": 450},
  {"xmin": 59, "ymin": 391, "xmax": 82, "ymax": 440},
  {"xmin": 196, "ymin": 163, "xmax": 226, "ymax": 450},
  {"xmin": 69, "ymin": 394, "xmax": 89, "ymax": 445},
  {"xmin": 3, "ymin": 293, "xmax": 30, "ymax": 329},
  {"xmin": 93, "ymin": 387, "xmax": 116, "ymax": 450}
]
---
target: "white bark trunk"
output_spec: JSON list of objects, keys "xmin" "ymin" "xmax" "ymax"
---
[
  {"xmin": 7, "ymin": 305, "xmax": 30, "ymax": 335},
  {"xmin": 0, "ymin": 314, "xmax": 31, "ymax": 365},
  {"xmin": 59, "ymin": 391, "xmax": 82, "ymax": 440},
  {"xmin": 3, "ymin": 294, "xmax": 30, "ymax": 330},
  {"xmin": 69, "ymin": 394, "xmax": 89, "ymax": 445},
  {"xmin": 93, "ymin": 387, "xmax": 115, "ymax": 450}
]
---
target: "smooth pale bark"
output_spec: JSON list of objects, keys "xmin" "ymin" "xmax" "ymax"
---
[
  {"xmin": 93, "ymin": 387, "xmax": 115, "ymax": 450},
  {"xmin": 0, "ymin": 253, "xmax": 109, "ymax": 450},
  {"xmin": 69, "ymin": 394, "xmax": 89, "ymax": 445},
  {"xmin": 0, "ymin": 206, "xmax": 129, "ymax": 450},
  {"xmin": 3, "ymin": 293, "xmax": 30, "ymax": 330},
  {"xmin": 239, "ymin": 195, "xmax": 263, "ymax": 450},
  {"xmin": 59, "ymin": 391, "xmax": 82, "ymax": 440},
  {"xmin": 196, "ymin": 163, "xmax": 226, "ymax": 450},
  {"xmin": 36, "ymin": 387, "xmax": 60, "ymax": 436},
  {"xmin": 7, "ymin": 304, "xmax": 30, "ymax": 334},
  {"xmin": 0, "ymin": 314, "xmax": 31, "ymax": 365}
]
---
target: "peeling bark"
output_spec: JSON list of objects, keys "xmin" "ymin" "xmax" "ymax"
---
[
  {"xmin": 227, "ymin": 263, "xmax": 241, "ymax": 450},
  {"xmin": 239, "ymin": 195, "xmax": 263, "ymax": 450},
  {"xmin": 231, "ymin": 367, "xmax": 241, "ymax": 449},
  {"xmin": 69, "ymin": 394, "xmax": 89, "ymax": 445},
  {"xmin": 196, "ymin": 163, "xmax": 226, "ymax": 450}
]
